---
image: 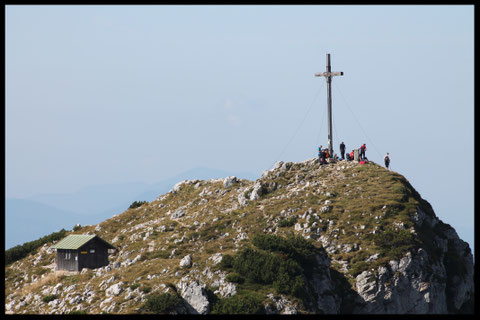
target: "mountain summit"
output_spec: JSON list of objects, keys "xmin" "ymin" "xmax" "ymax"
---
[{"xmin": 5, "ymin": 159, "xmax": 474, "ymax": 314}]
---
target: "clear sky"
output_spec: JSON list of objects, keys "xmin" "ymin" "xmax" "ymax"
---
[{"xmin": 6, "ymin": 5, "xmax": 474, "ymax": 251}]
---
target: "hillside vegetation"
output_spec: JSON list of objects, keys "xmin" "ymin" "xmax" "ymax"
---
[{"xmin": 5, "ymin": 159, "xmax": 474, "ymax": 314}]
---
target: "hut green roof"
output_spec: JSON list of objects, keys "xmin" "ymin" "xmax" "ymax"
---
[{"xmin": 51, "ymin": 234, "xmax": 114, "ymax": 250}]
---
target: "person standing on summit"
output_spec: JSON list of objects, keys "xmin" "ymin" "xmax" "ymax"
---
[
  {"xmin": 360, "ymin": 144, "xmax": 367, "ymax": 160},
  {"xmin": 340, "ymin": 142, "xmax": 345, "ymax": 160},
  {"xmin": 384, "ymin": 152, "xmax": 390, "ymax": 170}
]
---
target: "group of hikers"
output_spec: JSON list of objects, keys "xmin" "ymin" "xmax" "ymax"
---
[{"xmin": 318, "ymin": 142, "xmax": 391, "ymax": 170}]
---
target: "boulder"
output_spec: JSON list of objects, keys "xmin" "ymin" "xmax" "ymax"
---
[
  {"xmin": 249, "ymin": 182, "xmax": 264, "ymax": 201},
  {"xmin": 171, "ymin": 180, "xmax": 193, "ymax": 194},
  {"xmin": 208, "ymin": 253, "xmax": 223, "ymax": 265},
  {"xmin": 180, "ymin": 254, "xmax": 192, "ymax": 268},
  {"xmin": 106, "ymin": 282, "xmax": 124, "ymax": 297},
  {"xmin": 217, "ymin": 282, "xmax": 236, "ymax": 297},
  {"xmin": 223, "ymin": 176, "xmax": 238, "ymax": 188},
  {"xmin": 68, "ymin": 295, "xmax": 82, "ymax": 305},
  {"xmin": 177, "ymin": 278, "xmax": 210, "ymax": 314},
  {"xmin": 99, "ymin": 297, "xmax": 114, "ymax": 309},
  {"xmin": 171, "ymin": 207, "xmax": 186, "ymax": 219},
  {"xmin": 320, "ymin": 205, "xmax": 331, "ymax": 213},
  {"xmin": 237, "ymin": 188, "xmax": 250, "ymax": 206}
]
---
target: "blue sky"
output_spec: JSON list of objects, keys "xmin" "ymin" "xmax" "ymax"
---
[{"xmin": 6, "ymin": 5, "xmax": 474, "ymax": 251}]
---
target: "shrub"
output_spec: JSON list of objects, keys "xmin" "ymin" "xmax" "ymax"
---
[
  {"xmin": 205, "ymin": 286, "xmax": 220, "ymax": 309},
  {"xmin": 219, "ymin": 254, "xmax": 234, "ymax": 269},
  {"xmin": 231, "ymin": 246, "xmax": 305, "ymax": 297},
  {"xmin": 129, "ymin": 201, "xmax": 148, "ymax": 209},
  {"xmin": 165, "ymin": 283, "xmax": 177, "ymax": 293},
  {"xmin": 226, "ymin": 273, "xmax": 245, "ymax": 284},
  {"xmin": 278, "ymin": 216, "xmax": 297, "ymax": 228},
  {"xmin": 141, "ymin": 286, "xmax": 152, "ymax": 294},
  {"xmin": 130, "ymin": 283, "xmax": 140, "ymax": 290},
  {"xmin": 68, "ymin": 310, "xmax": 87, "ymax": 314},
  {"xmin": 274, "ymin": 274, "xmax": 305, "ymax": 297},
  {"xmin": 5, "ymin": 229, "xmax": 67, "ymax": 266},
  {"xmin": 211, "ymin": 294, "xmax": 265, "ymax": 314},
  {"xmin": 142, "ymin": 292, "xmax": 182, "ymax": 314},
  {"xmin": 73, "ymin": 224, "xmax": 82, "ymax": 231},
  {"xmin": 224, "ymin": 234, "xmax": 324, "ymax": 298},
  {"xmin": 348, "ymin": 261, "xmax": 369, "ymax": 277},
  {"xmin": 373, "ymin": 229, "xmax": 415, "ymax": 260},
  {"xmin": 42, "ymin": 294, "xmax": 57, "ymax": 303},
  {"xmin": 252, "ymin": 233, "xmax": 317, "ymax": 266},
  {"xmin": 233, "ymin": 247, "xmax": 279, "ymax": 284}
]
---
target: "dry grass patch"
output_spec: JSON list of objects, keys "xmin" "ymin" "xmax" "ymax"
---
[{"xmin": 19, "ymin": 270, "xmax": 71, "ymax": 296}]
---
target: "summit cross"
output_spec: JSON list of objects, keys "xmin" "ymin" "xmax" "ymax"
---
[{"xmin": 315, "ymin": 53, "xmax": 343, "ymax": 158}]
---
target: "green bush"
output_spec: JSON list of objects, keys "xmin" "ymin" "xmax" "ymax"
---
[
  {"xmin": 348, "ymin": 261, "xmax": 369, "ymax": 277},
  {"xmin": 219, "ymin": 254, "xmax": 234, "ymax": 269},
  {"xmin": 130, "ymin": 283, "xmax": 141, "ymax": 290},
  {"xmin": 211, "ymin": 294, "xmax": 265, "ymax": 314},
  {"xmin": 141, "ymin": 286, "xmax": 152, "ymax": 294},
  {"xmin": 142, "ymin": 292, "xmax": 182, "ymax": 314},
  {"xmin": 140, "ymin": 250, "xmax": 170, "ymax": 261},
  {"xmin": 67, "ymin": 310, "xmax": 87, "ymax": 314},
  {"xmin": 42, "ymin": 294, "xmax": 57, "ymax": 303},
  {"xmin": 226, "ymin": 272, "xmax": 245, "ymax": 284},
  {"xmin": 129, "ymin": 201, "xmax": 148, "ymax": 209},
  {"xmin": 278, "ymin": 216, "xmax": 297, "ymax": 228},
  {"xmin": 252, "ymin": 233, "xmax": 317, "ymax": 266},
  {"xmin": 223, "ymin": 234, "xmax": 321, "ymax": 297},
  {"xmin": 233, "ymin": 247, "xmax": 279, "ymax": 284},
  {"xmin": 272, "ymin": 259, "xmax": 305, "ymax": 296},
  {"xmin": 231, "ymin": 246, "xmax": 305, "ymax": 297},
  {"xmin": 373, "ymin": 229, "xmax": 415, "ymax": 260},
  {"xmin": 5, "ymin": 229, "xmax": 67, "ymax": 266}
]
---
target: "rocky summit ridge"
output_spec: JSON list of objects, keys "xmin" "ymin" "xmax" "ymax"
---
[{"xmin": 5, "ymin": 159, "xmax": 474, "ymax": 314}]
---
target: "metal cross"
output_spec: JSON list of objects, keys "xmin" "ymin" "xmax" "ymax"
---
[{"xmin": 315, "ymin": 53, "xmax": 343, "ymax": 158}]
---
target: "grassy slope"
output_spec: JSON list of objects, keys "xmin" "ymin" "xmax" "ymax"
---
[{"xmin": 5, "ymin": 160, "xmax": 442, "ymax": 314}]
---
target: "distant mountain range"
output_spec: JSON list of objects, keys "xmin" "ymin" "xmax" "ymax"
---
[{"xmin": 5, "ymin": 167, "xmax": 257, "ymax": 249}]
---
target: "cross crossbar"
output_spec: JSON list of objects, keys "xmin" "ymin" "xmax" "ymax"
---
[{"xmin": 314, "ymin": 71, "xmax": 344, "ymax": 77}]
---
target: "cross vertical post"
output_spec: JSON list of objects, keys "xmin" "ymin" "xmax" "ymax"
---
[{"xmin": 315, "ymin": 53, "xmax": 343, "ymax": 158}]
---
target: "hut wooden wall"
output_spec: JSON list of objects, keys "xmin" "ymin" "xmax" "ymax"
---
[
  {"xmin": 77, "ymin": 237, "xmax": 109, "ymax": 270},
  {"xmin": 56, "ymin": 249, "xmax": 79, "ymax": 271}
]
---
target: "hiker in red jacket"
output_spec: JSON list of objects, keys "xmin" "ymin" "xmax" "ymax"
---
[{"xmin": 360, "ymin": 144, "xmax": 367, "ymax": 160}]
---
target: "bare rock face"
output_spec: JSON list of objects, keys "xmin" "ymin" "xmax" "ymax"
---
[
  {"xmin": 177, "ymin": 277, "xmax": 210, "ymax": 314},
  {"xmin": 306, "ymin": 253, "xmax": 339, "ymax": 314},
  {"xmin": 350, "ymin": 213, "xmax": 474, "ymax": 314}
]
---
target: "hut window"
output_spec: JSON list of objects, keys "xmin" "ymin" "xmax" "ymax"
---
[
  {"xmin": 65, "ymin": 252, "xmax": 71, "ymax": 260},
  {"xmin": 90, "ymin": 249, "xmax": 95, "ymax": 253}
]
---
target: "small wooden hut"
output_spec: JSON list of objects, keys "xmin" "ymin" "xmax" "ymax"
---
[{"xmin": 51, "ymin": 234, "xmax": 115, "ymax": 271}]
